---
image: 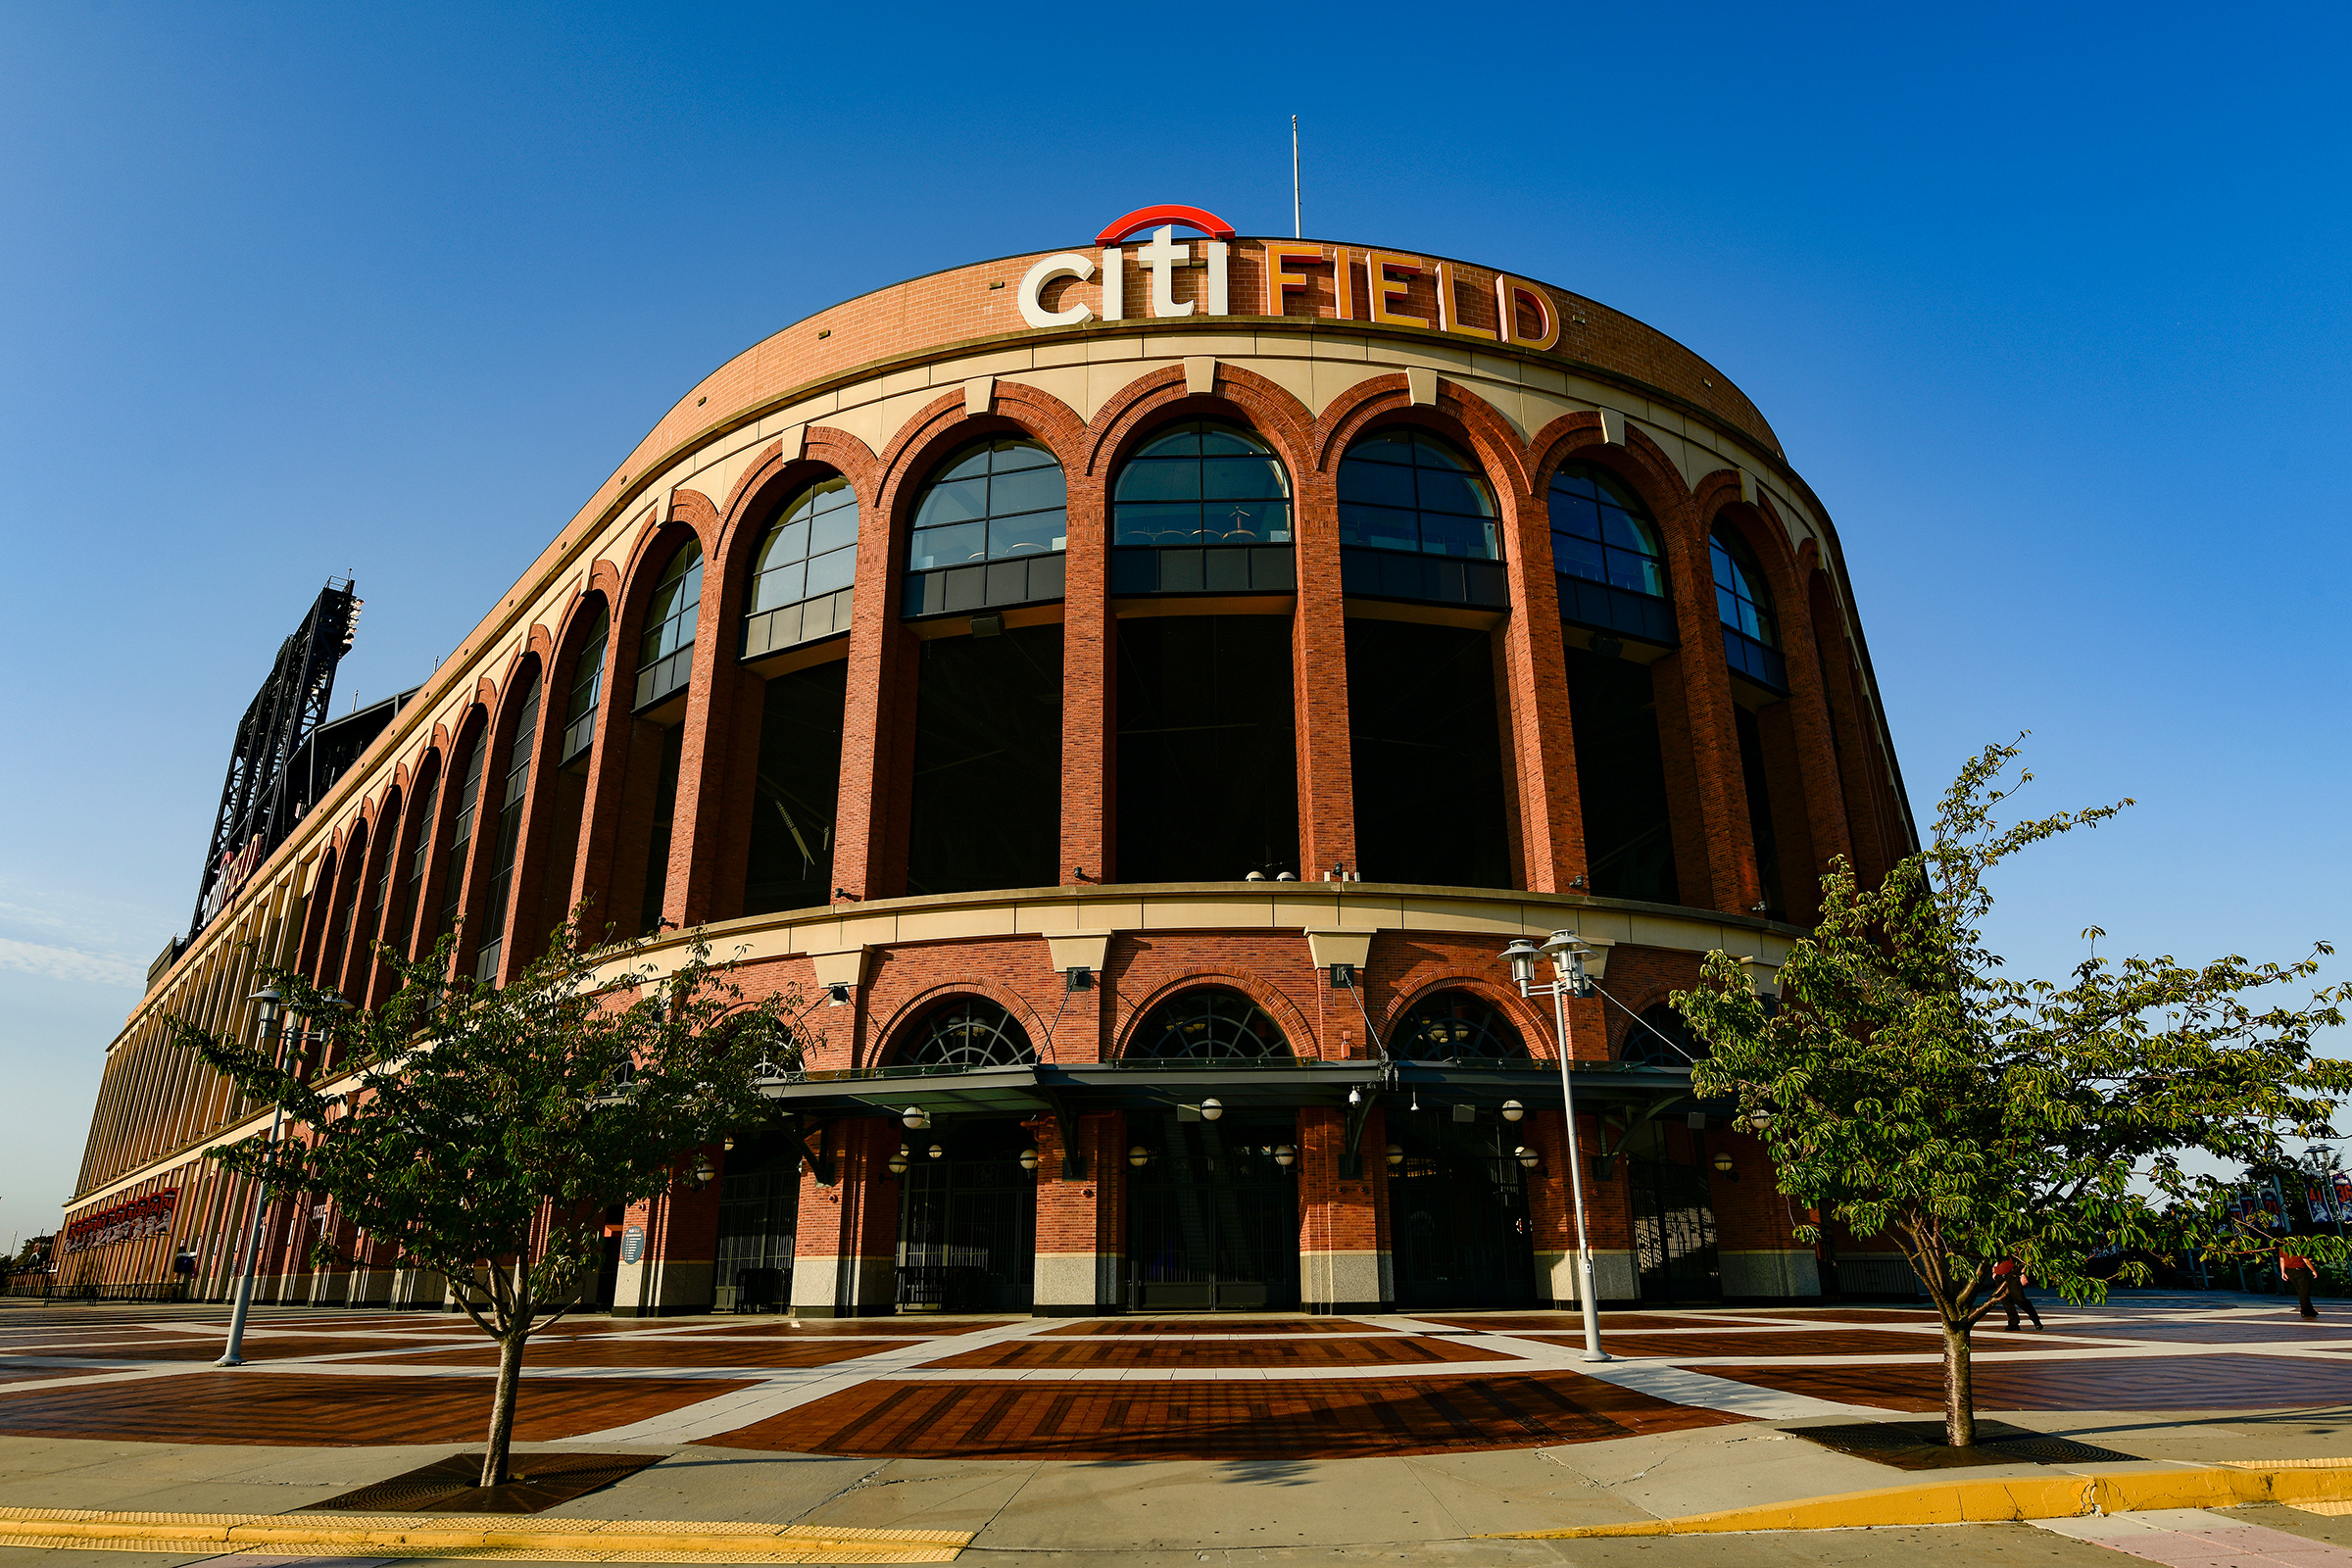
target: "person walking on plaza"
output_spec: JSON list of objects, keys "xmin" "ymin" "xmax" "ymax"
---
[
  {"xmin": 2281, "ymin": 1253, "xmax": 2321, "ymax": 1320},
  {"xmin": 1993, "ymin": 1257, "xmax": 2042, "ymax": 1331}
]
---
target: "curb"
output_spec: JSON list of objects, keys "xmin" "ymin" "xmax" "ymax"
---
[
  {"xmin": 0, "ymin": 1507, "xmax": 971, "ymax": 1562},
  {"xmin": 1480, "ymin": 1463, "xmax": 2352, "ymax": 1540}
]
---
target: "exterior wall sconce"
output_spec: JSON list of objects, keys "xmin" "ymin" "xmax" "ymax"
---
[
  {"xmin": 927, "ymin": 1144, "xmax": 945, "ymax": 1159},
  {"xmin": 1711, "ymin": 1152, "xmax": 1736, "ymax": 1177},
  {"xmin": 1747, "ymin": 1108, "xmax": 1774, "ymax": 1133},
  {"xmin": 1515, "ymin": 1146, "xmax": 1540, "ymax": 1169},
  {"xmin": 1200, "ymin": 1099, "xmax": 1223, "ymax": 1121},
  {"xmin": 1501, "ymin": 1100, "xmax": 1525, "ymax": 1122},
  {"xmin": 1128, "ymin": 1145, "xmax": 1152, "ymax": 1168},
  {"xmin": 1017, "ymin": 1148, "xmax": 1040, "ymax": 1172},
  {"xmin": 1274, "ymin": 1145, "xmax": 1297, "ymax": 1166},
  {"xmin": 1064, "ymin": 967, "xmax": 1093, "ymax": 991},
  {"xmin": 689, "ymin": 1154, "xmax": 716, "ymax": 1190},
  {"xmin": 902, "ymin": 1106, "xmax": 931, "ymax": 1131},
  {"xmin": 1328, "ymin": 963, "xmax": 1355, "ymax": 989},
  {"xmin": 888, "ymin": 1147, "xmax": 909, "ymax": 1176},
  {"xmin": 826, "ymin": 983, "xmax": 853, "ymax": 1005},
  {"xmin": 1386, "ymin": 1144, "xmax": 1404, "ymax": 1167}
]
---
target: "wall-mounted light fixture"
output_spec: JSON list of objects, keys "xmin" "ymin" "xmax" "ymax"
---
[{"xmin": 1501, "ymin": 1100, "xmax": 1525, "ymax": 1122}]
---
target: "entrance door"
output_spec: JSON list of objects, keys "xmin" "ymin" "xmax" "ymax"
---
[
  {"xmin": 897, "ymin": 1118, "xmax": 1036, "ymax": 1312},
  {"xmin": 1626, "ymin": 1124, "xmax": 1720, "ymax": 1303},
  {"xmin": 714, "ymin": 1136, "xmax": 799, "ymax": 1312},
  {"xmin": 1389, "ymin": 1118, "xmax": 1537, "ymax": 1309},
  {"xmin": 1127, "ymin": 1112, "xmax": 1298, "ymax": 1310}
]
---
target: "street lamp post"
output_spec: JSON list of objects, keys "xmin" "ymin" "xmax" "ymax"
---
[
  {"xmin": 1501, "ymin": 931, "xmax": 1612, "ymax": 1363},
  {"xmin": 217, "ymin": 985, "xmax": 291, "ymax": 1367}
]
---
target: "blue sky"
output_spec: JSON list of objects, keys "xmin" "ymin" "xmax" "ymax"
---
[{"xmin": 2, "ymin": 3, "xmax": 2345, "ymax": 1243}]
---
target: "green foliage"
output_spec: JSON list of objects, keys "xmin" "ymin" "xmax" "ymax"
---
[{"xmin": 1676, "ymin": 739, "xmax": 2350, "ymax": 1442}]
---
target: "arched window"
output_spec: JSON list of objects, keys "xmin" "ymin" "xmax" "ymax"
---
[
  {"xmin": 745, "ymin": 475, "xmax": 858, "ymax": 656},
  {"xmin": 904, "ymin": 438, "xmax": 1066, "ymax": 618},
  {"xmin": 559, "ymin": 603, "xmax": 607, "ymax": 768},
  {"xmin": 434, "ymin": 723, "xmax": 488, "ymax": 952},
  {"xmin": 635, "ymin": 541, "xmax": 703, "ymax": 710},
  {"xmin": 896, "ymin": 998, "xmax": 1036, "ymax": 1070},
  {"xmin": 1550, "ymin": 464, "xmax": 1675, "ymax": 645},
  {"xmin": 1389, "ymin": 992, "xmax": 1530, "ymax": 1061},
  {"xmin": 395, "ymin": 754, "xmax": 440, "ymax": 957},
  {"xmin": 473, "ymin": 664, "xmax": 541, "ymax": 984},
  {"xmin": 1336, "ymin": 427, "xmax": 1505, "ymax": 609},
  {"xmin": 1115, "ymin": 420, "xmax": 1291, "ymax": 547},
  {"xmin": 1625, "ymin": 1004, "xmax": 1701, "ymax": 1068},
  {"xmin": 1711, "ymin": 528, "xmax": 1786, "ymax": 688},
  {"xmin": 1126, "ymin": 987, "xmax": 1293, "ymax": 1061},
  {"xmin": 361, "ymin": 787, "xmax": 401, "ymax": 993}
]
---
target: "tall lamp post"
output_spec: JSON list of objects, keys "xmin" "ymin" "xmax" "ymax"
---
[
  {"xmin": 1501, "ymin": 931, "xmax": 1612, "ymax": 1363},
  {"xmin": 217, "ymin": 985, "xmax": 302, "ymax": 1367}
]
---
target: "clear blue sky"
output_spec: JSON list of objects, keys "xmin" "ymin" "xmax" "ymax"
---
[{"xmin": 3, "ymin": 3, "xmax": 2345, "ymax": 1244}]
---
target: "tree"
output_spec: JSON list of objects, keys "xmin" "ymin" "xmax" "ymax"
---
[
  {"xmin": 172, "ymin": 913, "xmax": 797, "ymax": 1487},
  {"xmin": 1676, "ymin": 740, "xmax": 2351, "ymax": 1446}
]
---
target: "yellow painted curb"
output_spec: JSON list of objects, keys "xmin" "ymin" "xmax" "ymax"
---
[
  {"xmin": 0, "ymin": 1507, "xmax": 971, "ymax": 1562},
  {"xmin": 1481, "ymin": 1463, "xmax": 2352, "ymax": 1540}
]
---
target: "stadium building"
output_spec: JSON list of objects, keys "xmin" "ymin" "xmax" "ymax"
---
[{"xmin": 60, "ymin": 205, "xmax": 1915, "ymax": 1316}]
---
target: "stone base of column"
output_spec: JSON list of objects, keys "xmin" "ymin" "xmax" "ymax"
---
[
  {"xmin": 1721, "ymin": 1249, "xmax": 1823, "ymax": 1300},
  {"xmin": 611, "ymin": 1256, "xmax": 713, "ymax": 1317},
  {"xmin": 1033, "ymin": 1250, "xmax": 1113, "ymax": 1314},
  {"xmin": 389, "ymin": 1268, "xmax": 446, "ymax": 1308},
  {"xmin": 1535, "ymin": 1248, "xmax": 1639, "ymax": 1305},
  {"xmin": 1301, "ymin": 1249, "xmax": 1389, "ymax": 1314},
  {"xmin": 788, "ymin": 1253, "xmax": 894, "ymax": 1316}
]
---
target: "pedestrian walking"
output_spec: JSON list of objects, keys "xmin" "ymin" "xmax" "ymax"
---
[
  {"xmin": 1993, "ymin": 1257, "xmax": 2042, "ymax": 1331},
  {"xmin": 2281, "ymin": 1253, "xmax": 2320, "ymax": 1320}
]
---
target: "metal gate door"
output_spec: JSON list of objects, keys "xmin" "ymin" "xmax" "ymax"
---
[
  {"xmin": 714, "ymin": 1139, "xmax": 798, "ymax": 1312},
  {"xmin": 1390, "ymin": 1123, "xmax": 1537, "ymax": 1309},
  {"xmin": 897, "ymin": 1120, "xmax": 1036, "ymax": 1312},
  {"xmin": 1631, "ymin": 1159, "xmax": 1720, "ymax": 1304},
  {"xmin": 1127, "ymin": 1113, "xmax": 1298, "ymax": 1311}
]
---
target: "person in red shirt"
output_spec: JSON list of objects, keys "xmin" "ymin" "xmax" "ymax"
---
[
  {"xmin": 2281, "ymin": 1253, "xmax": 2320, "ymax": 1320},
  {"xmin": 1992, "ymin": 1258, "xmax": 2042, "ymax": 1331}
]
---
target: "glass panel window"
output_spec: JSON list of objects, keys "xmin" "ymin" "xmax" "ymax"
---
[
  {"xmin": 1111, "ymin": 419, "xmax": 1292, "ymax": 547},
  {"xmin": 474, "ymin": 667, "xmax": 541, "ymax": 982},
  {"xmin": 899, "ymin": 999, "xmax": 1036, "ymax": 1068},
  {"xmin": 561, "ymin": 604, "xmax": 608, "ymax": 765},
  {"xmin": 1125, "ymin": 987, "xmax": 1294, "ymax": 1061},
  {"xmin": 1336, "ymin": 427, "xmax": 1498, "ymax": 560},
  {"xmin": 1710, "ymin": 528, "xmax": 1778, "ymax": 648},
  {"xmin": 1550, "ymin": 464, "xmax": 1668, "ymax": 600},
  {"xmin": 750, "ymin": 475, "xmax": 858, "ymax": 617},
  {"xmin": 908, "ymin": 438, "xmax": 1068, "ymax": 570},
  {"xmin": 639, "ymin": 541, "xmax": 704, "ymax": 669},
  {"xmin": 1391, "ymin": 992, "xmax": 1530, "ymax": 1061}
]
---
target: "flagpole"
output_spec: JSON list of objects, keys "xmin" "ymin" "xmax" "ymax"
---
[{"xmin": 1291, "ymin": 116, "xmax": 1301, "ymax": 239}]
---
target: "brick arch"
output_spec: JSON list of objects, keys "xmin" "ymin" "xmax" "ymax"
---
[
  {"xmin": 873, "ymin": 381, "xmax": 1091, "ymax": 548},
  {"xmin": 1525, "ymin": 411, "xmax": 1694, "ymax": 536},
  {"xmin": 1309, "ymin": 373, "xmax": 1535, "ymax": 498},
  {"xmin": 714, "ymin": 429, "xmax": 884, "ymax": 586},
  {"xmin": 866, "ymin": 980, "xmax": 1053, "ymax": 1072},
  {"xmin": 1083, "ymin": 361, "xmax": 1318, "ymax": 484},
  {"xmin": 1381, "ymin": 975, "xmax": 1554, "ymax": 1062},
  {"xmin": 1605, "ymin": 981, "xmax": 1693, "ymax": 1062},
  {"xmin": 1111, "ymin": 972, "xmax": 1322, "ymax": 1063}
]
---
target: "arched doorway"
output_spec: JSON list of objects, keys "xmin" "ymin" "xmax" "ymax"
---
[
  {"xmin": 889, "ymin": 999, "xmax": 1039, "ymax": 1312},
  {"xmin": 1386, "ymin": 993, "xmax": 1538, "ymax": 1308}
]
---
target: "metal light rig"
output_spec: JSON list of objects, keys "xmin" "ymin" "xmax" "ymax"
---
[{"xmin": 189, "ymin": 580, "xmax": 362, "ymax": 936}]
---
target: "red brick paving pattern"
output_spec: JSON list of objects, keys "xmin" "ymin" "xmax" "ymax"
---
[
  {"xmin": 2048, "ymin": 1320, "xmax": 2352, "ymax": 1345},
  {"xmin": 0, "ymin": 1372, "xmax": 751, "ymax": 1445},
  {"xmin": 1421, "ymin": 1314, "xmax": 1737, "ymax": 1334},
  {"xmin": 921, "ymin": 1336, "xmax": 1517, "ymax": 1371},
  {"xmin": 643, "ymin": 1318, "xmax": 1010, "ymax": 1337},
  {"xmin": 1703, "ymin": 1353, "xmax": 2352, "ymax": 1412},
  {"xmin": 1037, "ymin": 1318, "xmax": 1383, "ymax": 1336},
  {"xmin": 1, "ymin": 1336, "xmax": 455, "ymax": 1363},
  {"xmin": 706, "ymin": 1372, "xmax": 1741, "ymax": 1459},
  {"xmin": 1531, "ymin": 1331, "xmax": 2113, "ymax": 1359}
]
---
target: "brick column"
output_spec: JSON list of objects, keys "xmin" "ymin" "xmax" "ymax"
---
[
  {"xmin": 1289, "ymin": 467, "xmax": 1355, "ymax": 879},
  {"xmin": 1060, "ymin": 449, "xmax": 1111, "ymax": 885},
  {"xmin": 1033, "ymin": 1109, "xmax": 1121, "ymax": 1314},
  {"xmin": 1756, "ymin": 703, "xmax": 1822, "ymax": 924},
  {"xmin": 1298, "ymin": 1106, "xmax": 1387, "ymax": 1312},
  {"xmin": 611, "ymin": 1152, "xmax": 719, "ymax": 1317},
  {"xmin": 1660, "ymin": 500, "xmax": 1762, "ymax": 914},
  {"xmin": 1523, "ymin": 1108, "xmax": 1637, "ymax": 1305},
  {"xmin": 1494, "ymin": 484, "xmax": 1586, "ymax": 891},
  {"xmin": 1707, "ymin": 1126, "xmax": 1821, "ymax": 1301},
  {"xmin": 788, "ymin": 1119, "xmax": 900, "ymax": 1316}
]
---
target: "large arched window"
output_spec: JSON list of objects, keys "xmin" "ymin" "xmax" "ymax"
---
[
  {"xmin": 473, "ymin": 664, "xmax": 541, "ymax": 983},
  {"xmin": 1550, "ymin": 465, "xmax": 1674, "ymax": 645},
  {"xmin": 1389, "ymin": 992, "xmax": 1530, "ymax": 1062},
  {"xmin": 1711, "ymin": 528, "xmax": 1785, "ymax": 689},
  {"xmin": 1336, "ymin": 427, "xmax": 1505, "ymax": 609},
  {"xmin": 434, "ymin": 723, "xmax": 489, "ymax": 952},
  {"xmin": 745, "ymin": 475, "xmax": 858, "ymax": 657},
  {"xmin": 895, "ymin": 998, "xmax": 1036, "ymax": 1070},
  {"xmin": 635, "ymin": 540, "xmax": 703, "ymax": 710},
  {"xmin": 558, "ymin": 603, "xmax": 607, "ymax": 768},
  {"xmin": 395, "ymin": 754, "xmax": 440, "ymax": 957},
  {"xmin": 904, "ymin": 438, "xmax": 1066, "ymax": 618},
  {"xmin": 1109, "ymin": 419, "xmax": 1294, "ymax": 597},
  {"xmin": 1126, "ymin": 987, "xmax": 1293, "ymax": 1061},
  {"xmin": 1625, "ymin": 1004, "xmax": 1701, "ymax": 1068}
]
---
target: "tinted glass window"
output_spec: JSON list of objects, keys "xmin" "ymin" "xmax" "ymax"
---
[
  {"xmin": 909, "ymin": 438, "xmax": 1066, "ymax": 569},
  {"xmin": 1338, "ymin": 428, "xmax": 1498, "ymax": 561},
  {"xmin": 1390, "ymin": 992, "xmax": 1529, "ymax": 1061},
  {"xmin": 752, "ymin": 476, "xmax": 859, "ymax": 612},
  {"xmin": 1113, "ymin": 420, "xmax": 1290, "ymax": 547},
  {"xmin": 639, "ymin": 541, "xmax": 704, "ymax": 669},
  {"xmin": 899, "ymin": 999, "xmax": 1036, "ymax": 1068},
  {"xmin": 1711, "ymin": 529, "xmax": 1778, "ymax": 648},
  {"xmin": 1550, "ymin": 465, "xmax": 1666, "ymax": 597},
  {"xmin": 1126, "ymin": 988, "xmax": 1293, "ymax": 1061}
]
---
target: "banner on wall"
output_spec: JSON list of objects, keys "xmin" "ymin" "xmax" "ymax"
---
[{"xmin": 59, "ymin": 1191, "xmax": 177, "ymax": 1256}]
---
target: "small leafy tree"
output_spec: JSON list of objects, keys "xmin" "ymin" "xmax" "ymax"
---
[
  {"xmin": 1678, "ymin": 740, "xmax": 2350, "ymax": 1446},
  {"xmin": 172, "ymin": 912, "xmax": 797, "ymax": 1487}
]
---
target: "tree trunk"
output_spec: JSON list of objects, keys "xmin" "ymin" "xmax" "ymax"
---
[
  {"xmin": 1941, "ymin": 1320, "xmax": 1977, "ymax": 1447},
  {"xmin": 479, "ymin": 1331, "xmax": 526, "ymax": 1488}
]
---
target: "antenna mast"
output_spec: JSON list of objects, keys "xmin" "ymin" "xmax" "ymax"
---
[{"xmin": 1291, "ymin": 116, "xmax": 1301, "ymax": 238}]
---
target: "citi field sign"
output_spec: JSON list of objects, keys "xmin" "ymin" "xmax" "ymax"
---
[{"xmin": 1017, "ymin": 204, "xmax": 1564, "ymax": 352}]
